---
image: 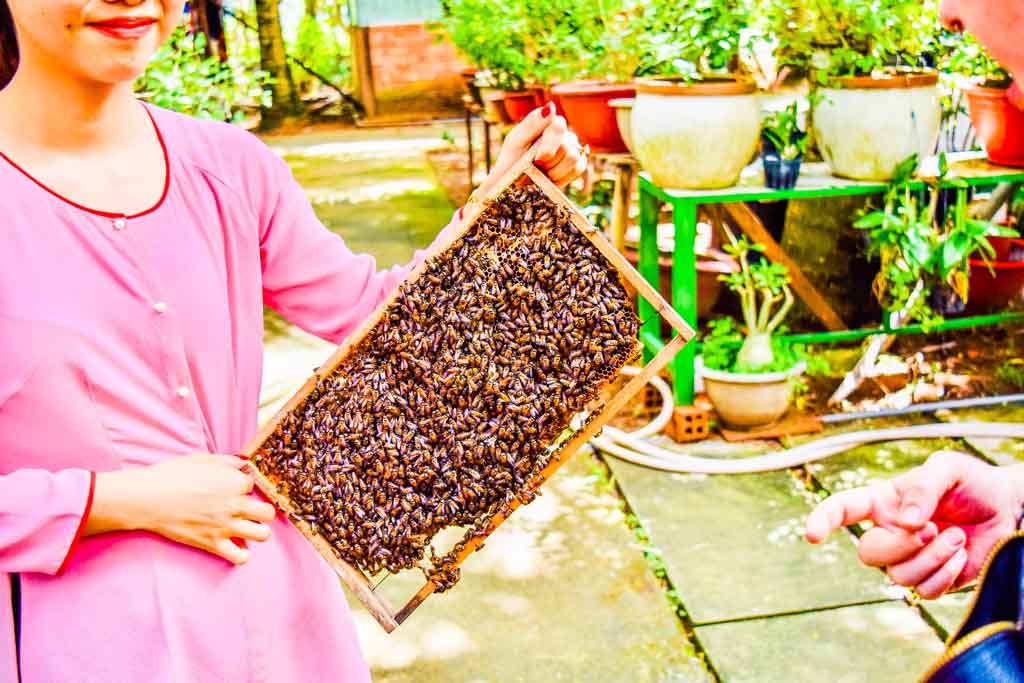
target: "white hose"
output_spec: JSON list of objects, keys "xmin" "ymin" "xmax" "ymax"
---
[{"xmin": 595, "ymin": 367, "xmax": 1024, "ymax": 474}]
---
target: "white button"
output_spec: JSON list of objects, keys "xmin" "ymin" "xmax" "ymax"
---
[
  {"xmin": 153, "ymin": 302, "xmax": 168, "ymax": 314},
  {"xmin": 112, "ymin": 218, "xmax": 127, "ymax": 230},
  {"xmin": 176, "ymin": 386, "xmax": 191, "ymax": 398}
]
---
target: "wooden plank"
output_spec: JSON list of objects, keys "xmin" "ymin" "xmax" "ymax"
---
[
  {"xmin": 395, "ymin": 334, "xmax": 688, "ymax": 624},
  {"xmin": 721, "ymin": 202, "xmax": 848, "ymax": 333}
]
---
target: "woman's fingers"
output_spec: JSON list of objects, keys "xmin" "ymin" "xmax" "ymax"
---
[
  {"xmin": 858, "ymin": 522, "xmax": 937, "ymax": 567},
  {"xmin": 887, "ymin": 526, "xmax": 967, "ymax": 587},
  {"xmin": 547, "ymin": 149, "xmax": 585, "ymax": 187},
  {"xmin": 503, "ymin": 103, "xmax": 555, "ymax": 152},
  {"xmin": 213, "ymin": 537, "xmax": 252, "ymax": 565},
  {"xmin": 534, "ymin": 116, "xmax": 568, "ymax": 167},
  {"xmin": 237, "ymin": 498, "xmax": 277, "ymax": 523},
  {"xmin": 230, "ymin": 519, "xmax": 273, "ymax": 543},
  {"xmin": 915, "ymin": 548, "xmax": 969, "ymax": 599}
]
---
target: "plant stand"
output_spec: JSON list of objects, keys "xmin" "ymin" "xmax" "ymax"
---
[{"xmin": 638, "ymin": 152, "xmax": 1024, "ymax": 406}]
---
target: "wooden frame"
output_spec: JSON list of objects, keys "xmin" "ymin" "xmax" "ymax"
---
[{"xmin": 241, "ymin": 144, "xmax": 695, "ymax": 632}]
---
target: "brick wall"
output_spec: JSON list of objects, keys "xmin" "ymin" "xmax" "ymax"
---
[{"xmin": 368, "ymin": 23, "xmax": 468, "ymax": 92}]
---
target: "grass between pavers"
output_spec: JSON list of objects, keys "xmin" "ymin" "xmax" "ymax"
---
[{"xmin": 584, "ymin": 449, "xmax": 724, "ymax": 683}]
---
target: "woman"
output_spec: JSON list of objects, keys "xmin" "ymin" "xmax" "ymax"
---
[{"xmin": 0, "ymin": 0, "xmax": 586, "ymax": 680}]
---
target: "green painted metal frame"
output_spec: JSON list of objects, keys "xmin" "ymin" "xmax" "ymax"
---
[{"xmin": 637, "ymin": 156, "xmax": 1024, "ymax": 406}]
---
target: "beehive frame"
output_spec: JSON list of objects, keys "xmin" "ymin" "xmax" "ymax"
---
[{"xmin": 242, "ymin": 144, "xmax": 694, "ymax": 632}]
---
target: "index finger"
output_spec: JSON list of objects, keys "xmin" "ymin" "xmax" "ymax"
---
[{"xmin": 805, "ymin": 486, "xmax": 878, "ymax": 543}]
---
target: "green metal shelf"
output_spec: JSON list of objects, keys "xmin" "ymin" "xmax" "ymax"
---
[{"xmin": 636, "ymin": 152, "xmax": 1024, "ymax": 405}]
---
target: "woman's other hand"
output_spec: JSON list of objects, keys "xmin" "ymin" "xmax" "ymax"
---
[
  {"xmin": 480, "ymin": 103, "xmax": 588, "ymax": 194},
  {"xmin": 86, "ymin": 454, "xmax": 277, "ymax": 565}
]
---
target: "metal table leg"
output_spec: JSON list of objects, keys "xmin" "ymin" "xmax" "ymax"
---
[{"xmin": 671, "ymin": 199, "xmax": 699, "ymax": 406}]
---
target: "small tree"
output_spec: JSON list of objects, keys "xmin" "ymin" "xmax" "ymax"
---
[{"xmin": 719, "ymin": 230, "xmax": 795, "ymax": 370}]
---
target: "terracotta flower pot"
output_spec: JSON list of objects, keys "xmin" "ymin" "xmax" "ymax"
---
[
  {"xmin": 478, "ymin": 87, "xmax": 512, "ymax": 125},
  {"xmin": 503, "ymin": 91, "xmax": 537, "ymax": 123},
  {"xmin": 702, "ymin": 362, "xmax": 806, "ymax": 430},
  {"xmin": 631, "ymin": 78, "xmax": 761, "ymax": 189},
  {"xmin": 813, "ymin": 72, "xmax": 941, "ymax": 181},
  {"xmin": 528, "ymin": 84, "xmax": 547, "ymax": 108},
  {"xmin": 967, "ymin": 238, "xmax": 1024, "ymax": 311},
  {"xmin": 551, "ymin": 81, "xmax": 636, "ymax": 154},
  {"xmin": 965, "ymin": 84, "xmax": 1024, "ymax": 167}
]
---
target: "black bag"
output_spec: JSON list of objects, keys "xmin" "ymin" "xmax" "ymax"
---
[{"xmin": 923, "ymin": 532, "xmax": 1024, "ymax": 682}]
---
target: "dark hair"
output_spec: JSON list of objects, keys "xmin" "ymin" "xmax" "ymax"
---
[{"xmin": 0, "ymin": 0, "xmax": 17, "ymax": 90}]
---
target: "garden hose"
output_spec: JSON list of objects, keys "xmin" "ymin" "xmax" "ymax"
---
[{"xmin": 591, "ymin": 367, "xmax": 1024, "ymax": 475}]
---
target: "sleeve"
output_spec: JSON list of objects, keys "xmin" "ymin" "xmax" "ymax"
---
[
  {"xmin": 0, "ymin": 468, "xmax": 95, "ymax": 575},
  {"xmin": 255, "ymin": 148, "xmax": 463, "ymax": 345}
]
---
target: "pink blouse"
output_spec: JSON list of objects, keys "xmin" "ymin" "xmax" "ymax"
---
[{"xmin": 0, "ymin": 102, "xmax": 460, "ymax": 682}]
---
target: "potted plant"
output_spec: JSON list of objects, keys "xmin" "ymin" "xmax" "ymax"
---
[
  {"xmin": 945, "ymin": 33, "xmax": 1024, "ymax": 167},
  {"xmin": 700, "ymin": 229, "xmax": 807, "ymax": 429},
  {"xmin": 967, "ymin": 238, "xmax": 1024, "ymax": 311},
  {"xmin": 547, "ymin": 2, "xmax": 644, "ymax": 154},
  {"xmin": 630, "ymin": 0, "xmax": 762, "ymax": 189},
  {"xmin": 761, "ymin": 0, "xmax": 942, "ymax": 180},
  {"xmin": 854, "ymin": 154, "xmax": 1017, "ymax": 324},
  {"xmin": 761, "ymin": 101, "xmax": 808, "ymax": 189},
  {"xmin": 437, "ymin": 0, "xmax": 550, "ymax": 124}
]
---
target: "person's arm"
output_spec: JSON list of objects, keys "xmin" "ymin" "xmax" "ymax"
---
[
  {"xmin": 0, "ymin": 467, "xmax": 95, "ymax": 575},
  {"xmin": 0, "ymin": 455, "xmax": 277, "ymax": 573}
]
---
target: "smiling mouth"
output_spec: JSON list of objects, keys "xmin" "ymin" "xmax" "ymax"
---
[{"xmin": 86, "ymin": 17, "xmax": 157, "ymax": 41}]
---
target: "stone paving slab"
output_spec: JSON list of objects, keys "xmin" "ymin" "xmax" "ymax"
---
[
  {"xmin": 935, "ymin": 405, "xmax": 1024, "ymax": 465},
  {"xmin": 696, "ymin": 602, "xmax": 944, "ymax": 682},
  {"xmin": 806, "ymin": 435, "xmax": 962, "ymax": 494},
  {"xmin": 351, "ymin": 456, "xmax": 711, "ymax": 683},
  {"xmin": 604, "ymin": 440, "xmax": 899, "ymax": 625}
]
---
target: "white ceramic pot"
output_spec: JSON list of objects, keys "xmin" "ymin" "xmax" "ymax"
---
[
  {"xmin": 701, "ymin": 362, "xmax": 806, "ymax": 430},
  {"xmin": 631, "ymin": 79, "xmax": 761, "ymax": 190},
  {"xmin": 813, "ymin": 73, "xmax": 940, "ymax": 181},
  {"xmin": 609, "ymin": 97, "xmax": 635, "ymax": 155}
]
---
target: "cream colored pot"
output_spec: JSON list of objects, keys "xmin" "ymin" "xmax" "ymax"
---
[
  {"xmin": 702, "ymin": 362, "xmax": 806, "ymax": 430},
  {"xmin": 609, "ymin": 98, "xmax": 635, "ymax": 155},
  {"xmin": 813, "ymin": 73, "xmax": 940, "ymax": 181},
  {"xmin": 631, "ymin": 79, "xmax": 761, "ymax": 190}
]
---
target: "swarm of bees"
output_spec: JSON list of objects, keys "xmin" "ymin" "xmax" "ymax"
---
[{"xmin": 252, "ymin": 183, "xmax": 640, "ymax": 590}]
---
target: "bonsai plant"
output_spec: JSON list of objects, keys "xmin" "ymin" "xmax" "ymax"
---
[
  {"xmin": 761, "ymin": 101, "xmax": 808, "ymax": 189},
  {"xmin": 758, "ymin": 0, "xmax": 943, "ymax": 180},
  {"xmin": 854, "ymin": 153, "xmax": 1017, "ymax": 325},
  {"xmin": 944, "ymin": 32, "xmax": 1024, "ymax": 167},
  {"xmin": 629, "ymin": 0, "xmax": 761, "ymax": 189},
  {"xmin": 700, "ymin": 227, "xmax": 807, "ymax": 429}
]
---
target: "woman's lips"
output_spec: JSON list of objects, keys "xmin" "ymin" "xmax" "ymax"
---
[{"xmin": 87, "ymin": 18, "xmax": 156, "ymax": 41}]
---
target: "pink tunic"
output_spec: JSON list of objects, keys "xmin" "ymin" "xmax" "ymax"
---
[{"xmin": 0, "ymin": 103, "xmax": 460, "ymax": 682}]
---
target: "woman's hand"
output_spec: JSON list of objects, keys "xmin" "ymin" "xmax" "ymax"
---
[
  {"xmin": 86, "ymin": 454, "xmax": 277, "ymax": 565},
  {"xmin": 805, "ymin": 451, "xmax": 1024, "ymax": 598},
  {"xmin": 477, "ymin": 103, "xmax": 588, "ymax": 196}
]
